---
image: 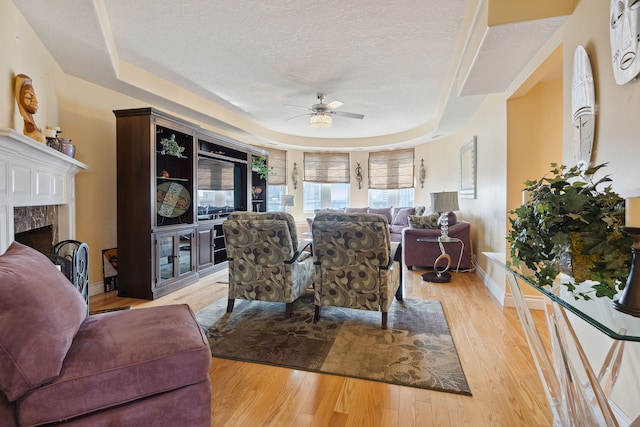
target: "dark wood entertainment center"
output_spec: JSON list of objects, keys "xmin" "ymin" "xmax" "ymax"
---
[{"xmin": 113, "ymin": 107, "xmax": 268, "ymax": 299}]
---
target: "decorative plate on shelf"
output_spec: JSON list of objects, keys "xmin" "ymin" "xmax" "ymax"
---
[{"xmin": 156, "ymin": 182, "xmax": 191, "ymax": 218}]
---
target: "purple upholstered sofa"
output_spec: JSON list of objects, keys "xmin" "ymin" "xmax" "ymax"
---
[
  {"xmin": 0, "ymin": 242, "xmax": 212, "ymax": 426},
  {"xmin": 307, "ymin": 206, "xmax": 425, "ymax": 243},
  {"xmin": 402, "ymin": 212, "xmax": 473, "ymax": 270}
]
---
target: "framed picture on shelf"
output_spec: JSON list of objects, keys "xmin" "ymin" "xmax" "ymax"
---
[{"xmin": 102, "ymin": 248, "xmax": 118, "ymax": 292}]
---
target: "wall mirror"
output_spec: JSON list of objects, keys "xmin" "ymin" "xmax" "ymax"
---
[{"xmin": 459, "ymin": 136, "xmax": 476, "ymax": 199}]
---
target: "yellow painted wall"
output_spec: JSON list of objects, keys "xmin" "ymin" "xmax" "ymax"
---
[
  {"xmin": 488, "ymin": 0, "xmax": 577, "ymax": 26},
  {"xmin": 506, "ymin": 77, "xmax": 563, "ymax": 296}
]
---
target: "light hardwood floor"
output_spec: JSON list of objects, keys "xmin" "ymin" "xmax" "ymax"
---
[{"xmin": 90, "ymin": 267, "xmax": 552, "ymax": 427}]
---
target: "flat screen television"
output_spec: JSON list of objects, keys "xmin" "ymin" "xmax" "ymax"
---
[{"xmin": 197, "ymin": 157, "xmax": 235, "ymax": 219}]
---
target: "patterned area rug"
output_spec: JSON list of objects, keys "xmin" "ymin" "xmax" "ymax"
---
[{"xmin": 196, "ymin": 292, "xmax": 471, "ymax": 395}]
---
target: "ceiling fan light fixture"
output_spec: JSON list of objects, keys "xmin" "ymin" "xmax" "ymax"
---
[{"xmin": 310, "ymin": 113, "xmax": 332, "ymax": 128}]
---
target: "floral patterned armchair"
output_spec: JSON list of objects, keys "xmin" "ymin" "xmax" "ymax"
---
[
  {"xmin": 311, "ymin": 212, "xmax": 402, "ymax": 329},
  {"xmin": 222, "ymin": 212, "xmax": 314, "ymax": 317}
]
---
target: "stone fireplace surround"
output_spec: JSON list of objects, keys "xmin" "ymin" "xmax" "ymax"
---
[{"xmin": 0, "ymin": 128, "xmax": 88, "ymax": 254}]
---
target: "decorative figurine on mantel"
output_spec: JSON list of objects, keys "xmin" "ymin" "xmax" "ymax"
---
[{"xmin": 14, "ymin": 74, "xmax": 45, "ymax": 143}]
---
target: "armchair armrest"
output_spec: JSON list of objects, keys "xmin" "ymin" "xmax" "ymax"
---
[
  {"xmin": 386, "ymin": 242, "xmax": 400, "ymax": 269},
  {"xmin": 297, "ymin": 240, "xmax": 312, "ymax": 254},
  {"xmin": 286, "ymin": 240, "xmax": 313, "ymax": 264}
]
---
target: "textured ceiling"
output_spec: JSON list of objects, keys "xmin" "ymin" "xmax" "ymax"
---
[{"xmin": 13, "ymin": 0, "xmax": 569, "ymax": 150}]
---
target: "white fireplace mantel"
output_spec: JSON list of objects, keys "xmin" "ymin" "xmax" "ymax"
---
[{"xmin": 0, "ymin": 128, "xmax": 89, "ymax": 253}]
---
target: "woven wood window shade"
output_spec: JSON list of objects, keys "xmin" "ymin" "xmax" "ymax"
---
[
  {"xmin": 197, "ymin": 158, "xmax": 234, "ymax": 190},
  {"xmin": 267, "ymin": 148, "xmax": 286, "ymax": 185},
  {"xmin": 303, "ymin": 152, "xmax": 350, "ymax": 183},
  {"xmin": 368, "ymin": 148, "xmax": 415, "ymax": 189}
]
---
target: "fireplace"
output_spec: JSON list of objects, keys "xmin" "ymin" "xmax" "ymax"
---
[
  {"xmin": 0, "ymin": 128, "xmax": 88, "ymax": 254},
  {"xmin": 14, "ymin": 224, "xmax": 54, "ymax": 255}
]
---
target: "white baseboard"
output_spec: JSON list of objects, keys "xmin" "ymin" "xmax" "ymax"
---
[
  {"xmin": 503, "ymin": 293, "xmax": 546, "ymax": 311},
  {"xmin": 476, "ymin": 264, "xmax": 505, "ymax": 305},
  {"xmin": 476, "ymin": 265, "xmax": 545, "ymax": 311},
  {"xmin": 89, "ymin": 281, "xmax": 105, "ymax": 297}
]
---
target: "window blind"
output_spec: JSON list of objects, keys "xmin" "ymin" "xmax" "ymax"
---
[
  {"xmin": 267, "ymin": 148, "xmax": 286, "ymax": 185},
  {"xmin": 197, "ymin": 158, "xmax": 234, "ymax": 190},
  {"xmin": 303, "ymin": 152, "xmax": 350, "ymax": 183},
  {"xmin": 368, "ymin": 148, "xmax": 415, "ymax": 189}
]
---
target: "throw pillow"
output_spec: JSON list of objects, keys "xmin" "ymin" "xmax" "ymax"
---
[
  {"xmin": 408, "ymin": 213, "xmax": 440, "ymax": 229},
  {"xmin": 391, "ymin": 207, "xmax": 415, "ymax": 226},
  {"xmin": 438, "ymin": 211, "xmax": 458, "ymax": 226},
  {"xmin": 345, "ymin": 207, "xmax": 368, "ymax": 214},
  {"xmin": 367, "ymin": 207, "xmax": 393, "ymax": 223},
  {"xmin": 0, "ymin": 242, "xmax": 87, "ymax": 401},
  {"xmin": 393, "ymin": 205, "xmax": 426, "ymax": 219}
]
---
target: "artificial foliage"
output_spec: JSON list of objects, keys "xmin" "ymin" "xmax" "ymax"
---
[
  {"xmin": 159, "ymin": 134, "xmax": 185, "ymax": 158},
  {"xmin": 507, "ymin": 163, "xmax": 632, "ymax": 300},
  {"xmin": 252, "ymin": 156, "xmax": 272, "ymax": 180}
]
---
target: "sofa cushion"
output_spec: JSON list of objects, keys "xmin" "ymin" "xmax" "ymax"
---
[
  {"xmin": 409, "ymin": 213, "xmax": 440, "ymax": 229},
  {"xmin": 17, "ymin": 304, "xmax": 211, "ymax": 426},
  {"xmin": 0, "ymin": 242, "xmax": 87, "ymax": 401},
  {"xmin": 314, "ymin": 208, "xmax": 345, "ymax": 214},
  {"xmin": 345, "ymin": 207, "xmax": 368, "ymax": 213},
  {"xmin": 391, "ymin": 207, "xmax": 415, "ymax": 227},
  {"xmin": 389, "ymin": 224, "xmax": 406, "ymax": 235},
  {"xmin": 367, "ymin": 207, "xmax": 393, "ymax": 223}
]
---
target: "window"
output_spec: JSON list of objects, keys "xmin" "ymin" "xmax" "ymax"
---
[
  {"xmin": 367, "ymin": 148, "xmax": 415, "ymax": 208},
  {"xmin": 303, "ymin": 182, "xmax": 350, "ymax": 211},
  {"xmin": 267, "ymin": 185, "xmax": 286, "ymax": 211},
  {"xmin": 265, "ymin": 148, "xmax": 287, "ymax": 211},
  {"xmin": 267, "ymin": 148, "xmax": 286, "ymax": 185},
  {"xmin": 368, "ymin": 188, "xmax": 415, "ymax": 208},
  {"xmin": 368, "ymin": 148, "xmax": 415, "ymax": 189},
  {"xmin": 303, "ymin": 152, "xmax": 350, "ymax": 212}
]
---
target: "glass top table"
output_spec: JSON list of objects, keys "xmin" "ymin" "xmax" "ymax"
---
[{"xmin": 484, "ymin": 252, "xmax": 640, "ymax": 341}]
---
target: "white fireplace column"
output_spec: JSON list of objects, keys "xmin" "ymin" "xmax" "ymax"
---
[{"xmin": 0, "ymin": 128, "xmax": 88, "ymax": 253}]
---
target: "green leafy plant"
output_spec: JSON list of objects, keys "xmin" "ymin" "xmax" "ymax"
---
[
  {"xmin": 159, "ymin": 134, "xmax": 185, "ymax": 158},
  {"xmin": 252, "ymin": 156, "xmax": 272, "ymax": 181},
  {"xmin": 507, "ymin": 163, "xmax": 632, "ymax": 300}
]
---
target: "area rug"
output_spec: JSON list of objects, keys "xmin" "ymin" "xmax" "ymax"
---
[
  {"xmin": 89, "ymin": 306, "xmax": 130, "ymax": 315},
  {"xmin": 196, "ymin": 292, "xmax": 471, "ymax": 395}
]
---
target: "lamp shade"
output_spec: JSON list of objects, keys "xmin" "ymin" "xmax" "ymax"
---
[
  {"xmin": 430, "ymin": 191, "xmax": 459, "ymax": 213},
  {"xmin": 310, "ymin": 113, "xmax": 332, "ymax": 128},
  {"xmin": 281, "ymin": 194, "xmax": 295, "ymax": 207}
]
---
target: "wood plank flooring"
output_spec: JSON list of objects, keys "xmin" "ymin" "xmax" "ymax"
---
[{"xmin": 90, "ymin": 267, "xmax": 552, "ymax": 426}]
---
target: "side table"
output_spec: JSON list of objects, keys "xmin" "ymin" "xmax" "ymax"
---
[{"xmin": 417, "ymin": 236, "xmax": 464, "ymax": 283}]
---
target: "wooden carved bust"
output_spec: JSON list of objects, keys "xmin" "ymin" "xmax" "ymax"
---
[{"xmin": 14, "ymin": 74, "xmax": 45, "ymax": 143}]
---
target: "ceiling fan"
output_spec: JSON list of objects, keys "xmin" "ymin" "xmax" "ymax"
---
[{"xmin": 286, "ymin": 93, "xmax": 365, "ymax": 128}]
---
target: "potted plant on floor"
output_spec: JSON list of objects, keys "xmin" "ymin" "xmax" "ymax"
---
[{"xmin": 507, "ymin": 163, "xmax": 632, "ymax": 300}]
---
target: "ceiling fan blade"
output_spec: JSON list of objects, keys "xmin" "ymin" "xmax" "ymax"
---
[
  {"xmin": 285, "ymin": 113, "xmax": 311, "ymax": 121},
  {"xmin": 325, "ymin": 100, "xmax": 343, "ymax": 110},
  {"xmin": 284, "ymin": 103, "xmax": 311, "ymax": 111},
  {"xmin": 334, "ymin": 111, "xmax": 364, "ymax": 119}
]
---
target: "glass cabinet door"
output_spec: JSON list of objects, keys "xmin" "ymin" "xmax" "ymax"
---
[
  {"xmin": 155, "ymin": 228, "xmax": 196, "ymax": 288},
  {"xmin": 178, "ymin": 232, "xmax": 193, "ymax": 275},
  {"xmin": 157, "ymin": 234, "xmax": 176, "ymax": 283}
]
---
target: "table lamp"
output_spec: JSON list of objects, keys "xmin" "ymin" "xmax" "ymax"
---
[
  {"xmin": 421, "ymin": 191, "xmax": 460, "ymax": 284},
  {"xmin": 431, "ymin": 191, "xmax": 459, "ymax": 241},
  {"xmin": 281, "ymin": 194, "xmax": 295, "ymax": 213}
]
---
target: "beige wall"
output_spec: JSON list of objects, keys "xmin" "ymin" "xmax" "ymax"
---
[{"xmin": 3, "ymin": 0, "xmax": 640, "ymax": 418}]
